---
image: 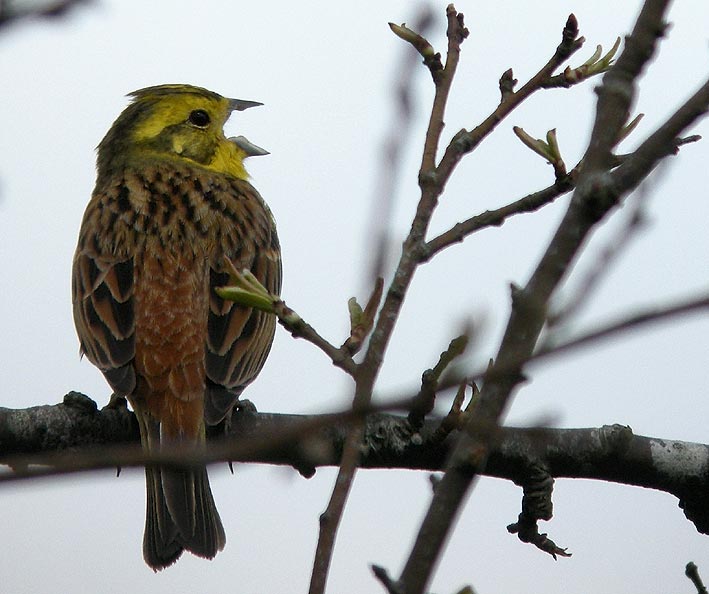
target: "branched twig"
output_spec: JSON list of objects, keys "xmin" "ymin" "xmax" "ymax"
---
[
  {"xmin": 436, "ymin": 14, "xmax": 585, "ymax": 183},
  {"xmin": 408, "ymin": 335, "xmax": 469, "ymax": 432},
  {"xmin": 370, "ymin": 9, "xmax": 434, "ymax": 284},
  {"xmin": 372, "ymin": 565, "xmax": 403, "ymax": 594},
  {"xmin": 398, "ymin": 4, "xmax": 685, "ymax": 592},
  {"xmin": 541, "ymin": 37, "xmax": 621, "ymax": 89},
  {"xmin": 421, "ymin": 172, "xmax": 577, "ymax": 261},
  {"xmin": 272, "ymin": 300, "xmax": 358, "ymax": 376},
  {"xmin": 421, "ymin": 126, "xmax": 698, "ymax": 264},
  {"xmin": 309, "ymin": 8, "xmax": 470, "ymax": 594}
]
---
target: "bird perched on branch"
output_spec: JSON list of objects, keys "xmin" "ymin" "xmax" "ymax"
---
[{"xmin": 72, "ymin": 84, "xmax": 281, "ymax": 570}]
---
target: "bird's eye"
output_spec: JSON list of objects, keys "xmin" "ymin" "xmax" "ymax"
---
[{"xmin": 188, "ymin": 109, "xmax": 210, "ymax": 127}]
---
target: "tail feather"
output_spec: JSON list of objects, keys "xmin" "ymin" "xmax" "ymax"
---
[
  {"xmin": 162, "ymin": 465, "xmax": 226, "ymax": 559},
  {"xmin": 139, "ymin": 413, "xmax": 226, "ymax": 570},
  {"xmin": 143, "ymin": 466, "xmax": 184, "ymax": 570}
]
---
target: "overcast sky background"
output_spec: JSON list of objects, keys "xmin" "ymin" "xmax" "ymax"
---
[{"xmin": 1, "ymin": 1, "xmax": 709, "ymax": 592}]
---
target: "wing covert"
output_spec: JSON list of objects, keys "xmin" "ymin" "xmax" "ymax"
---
[
  {"xmin": 204, "ymin": 181, "xmax": 282, "ymax": 424},
  {"xmin": 72, "ymin": 249, "xmax": 136, "ymax": 396}
]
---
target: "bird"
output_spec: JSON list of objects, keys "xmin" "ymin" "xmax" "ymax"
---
[{"xmin": 71, "ymin": 84, "xmax": 281, "ymax": 570}]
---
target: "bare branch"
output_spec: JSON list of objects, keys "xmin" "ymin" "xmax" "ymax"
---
[
  {"xmin": 612, "ymin": 76, "xmax": 709, "ymax": 196},
  {"xmin": 398, "ymin": 5, "xmax": 679, "ymax": 592},
  {"xmin": 370, "ymin": 9, "xmax": 434, "ymax": 283},
  {"xmin": 547, "ymin": 185, "xmax": 650, "ymax": 327},
  {"xmin": 272, "ymin": 299, "xmax": 358, "ymax": 377},
  {"xmin": 436, "ymin": 14, "xmax": 585, "ymax": 182},
  {"xmin": 536, "ymin": 290, "xmax": 709, "ymax": 359},
  {"xmin": 5, "ymin": 397, "xmax": 709, "ymax": 541},
  {"xmin": 308, "ymin": 11, "xmax": 471, "ymax": 592},
  {"xmin": 408, "ymin": 335, "xmax": 469, "ymax": 432},
  {"xmin": 423, "ymin": 173, "xmax": 575, "ymax": 261},
  {"xmin": 686, "ymin": 562, "xmax": 709, "ymax": 594}
]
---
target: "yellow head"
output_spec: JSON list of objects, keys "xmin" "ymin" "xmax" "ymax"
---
[{"xmin": 96, "ymin": 84, "xmax": 267, "ymax": 181}]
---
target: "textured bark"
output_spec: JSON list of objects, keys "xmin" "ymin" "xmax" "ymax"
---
[{"xmin": 1, "ymin": 392, "xmax": 708, "ymax": 535}]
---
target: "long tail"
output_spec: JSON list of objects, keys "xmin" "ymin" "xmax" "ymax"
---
[
  {"xmin": 143, "ymin": 464, "xmax": 226, "ymax": 570},
  {"xmin": 140, "ymin": 417, "xmax": 226, "ymax": 570},
  {"xmin": 143, "ymin": 465, "xmax": 182, "ymax": 569}
]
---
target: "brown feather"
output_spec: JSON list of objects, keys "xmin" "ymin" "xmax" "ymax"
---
[{"xmin": 72, "ymin": 159, "xmax": 280, "ymax": 568}]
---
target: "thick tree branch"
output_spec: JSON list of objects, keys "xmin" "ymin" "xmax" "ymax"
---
[{"xmin": 2, "ymin": 396, "xmax": 709, "ymax": 536}]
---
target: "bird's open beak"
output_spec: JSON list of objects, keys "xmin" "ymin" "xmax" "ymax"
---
[
  {"xmin": 229, "ymin": 135, "xmax": 269, "ymax": 157},
  {"xmin": 228, "ymin": 98, "xmax": 263, "ymax": 112}
]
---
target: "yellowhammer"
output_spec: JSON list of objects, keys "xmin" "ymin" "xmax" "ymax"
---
[{"xmin": 71, "ymin": 84, "xmax": 281, "ymax": 570}]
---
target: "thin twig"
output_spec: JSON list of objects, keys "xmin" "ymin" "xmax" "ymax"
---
[
  {"xmin": 436, "ymin": 14, "xmax": 585, "ymax": 182},
  {"xmin": 273, "ymin": 300, "xmax": 358, "ymax": 377},
  {"xmin": 547, "ymin": 180, "xmax": 650, "ymax": 327},
  {"xmin": 421, "ymin": 171, "xmax": 576, "ymax": 261},
  {"xmin": 427, "ymin": 288, "xmax": 709, "ymax": 395},
  {"xmin": 408, "ymin": 335, "xmax": 469, "ymax": 431},
  {"xmin": 535, "ymin": 290, "xmax": 709, "ymax": 360},
  {"xmin": 309, "ymin": 8, "xmax": 470, "ymax": 594},
  {"xmin": 420, "ymin": 5, "xmax": 469, "ymax": 174},
  {"xmin": 686, "ymin": 563, "xmax": 709, "ymax": 594},
  {"xmin": 422, "ymin": 128, "xmax": 697, "ymax": 264},
  {"xmin": 397, "ymin": 5, "xmax": 675, "ymax": 592},
  {"xmin": 612, "ymin": 76, "xmax": 709, "ymax": 196},
  {"xmin": 370, "ymin": 9, "xmax": 434, "ymax": 284}
]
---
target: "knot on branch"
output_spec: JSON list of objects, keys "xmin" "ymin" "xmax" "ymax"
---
[
  {"xmin": 507, "ymin": 463, "xmax": 571, "ymax": 560},
  {"xmin": 364, "ymin": 414, "xmax": 417, "ymax": 457},
  {"xmin": 598, "ymin": 423, "xmax": 634, "ymax": 454},
  {"xmin": 0, "ymin": 392, "xmax": 138, "ymax": 463}
]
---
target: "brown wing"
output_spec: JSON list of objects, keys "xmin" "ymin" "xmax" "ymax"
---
[
  {"xmin": 72, "ymin": 208, "xmax": 136, "ymax": 396},
  {"xmin": 204, "ymin": 179, "xmax": 282, "ymax": 424}
]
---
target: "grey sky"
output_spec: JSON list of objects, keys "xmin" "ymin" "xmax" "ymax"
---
[{"xmin": 1, "ymin": 1, "xmax": 708, "ymax": 592}]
